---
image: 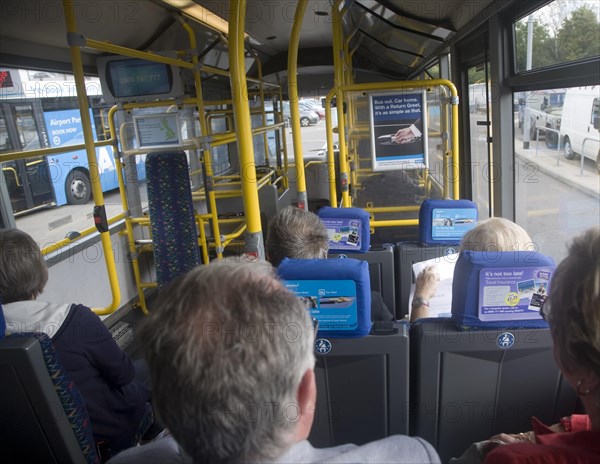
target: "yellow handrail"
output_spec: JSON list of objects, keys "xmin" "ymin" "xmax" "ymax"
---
[
  {"xmin": 324, "ymin": 89, "xmax": 338, "ymax": 207},
  {"xmin": 337, "ymin": 79, "xmax": 460, "ymax": 199},
  {"xmin": 332, "ymin": 1, "xmax": 351, "ymax": 207},
  {"xmin": 181, "ymin": 19, "xmax": 224, "ymax": 260},
  {"xmin": 229, "ymin": 0, "xmax": 264, "ymax": 258},
  {"xmin": 64, "ymin": 0, "xmax": 120, "ymax": 315},
  {"xmin": 287, "ymin": 0, "xmax": 308, "ymax": 209}
]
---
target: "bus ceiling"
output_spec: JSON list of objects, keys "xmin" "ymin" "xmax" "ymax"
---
[{"xmin": 0, "ymin": 0, "xmax": 525, "ymax": 91}]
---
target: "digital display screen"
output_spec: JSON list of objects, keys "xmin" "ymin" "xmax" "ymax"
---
[
  {"xmin": 431, "ymin": 207, "xmax": 477, "ymax": 241},
  {"xmin": 106, "ymin": 59, "xmax": 173, "ymax": 99}
]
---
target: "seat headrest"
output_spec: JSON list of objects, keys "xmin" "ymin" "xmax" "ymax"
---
[
  {"xmin": 419, "ymin": 199, "xmax": 478, "ymax": 246},
  {"xmin": 0, "ymin": 297, "xmax": 5, "ymax": 339},
  {"xmin": 278, "ymin": 258, "xmax": 371, "ymax": 338},
  {"xmin": 451, "ymin": 250, "xmax": 554, "ymax": 329},
  {"xmin": 317, "ymin": 207, "xmax": 370, "ymax": 253}
]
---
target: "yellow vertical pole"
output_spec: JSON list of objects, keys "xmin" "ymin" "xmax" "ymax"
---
[
  {"xmin": 63, "ymin": 0, "xmax": 120, "ymax": 315},
  {"xmin": 277, "ymin": 88, "xmax": 290, "ymax": 190},
  {"xmin": 288, "ymin": 0, "xmax": 309, "ymax": 209},
  {"xmin": 324, "ymin": 90, "xmax": 338, "ymax": 207},
  {"xmin": 332, "ymin": 0, "xmax": 351, "ymax": 207},
  {"xmin": 450, "ymin": 89, "xmax": 460, "ymax": 199},
  {"xmin": 107, "ymin": 106, "xmax": 149, "ymax": 314},
  {"xmin": 229, "ymin": 0, "xmax": 265, "ymax": 259},
  {"xmin": 181, "ymin": 20, "xmax": 223, "ymax": 261},
  {"xmin": 251, "ymin": 51, "xmax": 270, "ymax": 167},
  {"xmin": 342, "ymin": 34, "xmax": 358, "ymax": 191}
]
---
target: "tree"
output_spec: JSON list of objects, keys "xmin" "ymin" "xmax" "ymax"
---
[
  {"xmin": 514, "ymin": 19, "xmax": 556, "ymax": 71},
  {"xmin": 558, "ymin": 6, "xmax": 600, "ymax": 62}
]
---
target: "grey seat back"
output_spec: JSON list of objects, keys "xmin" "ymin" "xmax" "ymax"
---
[
  {"xmin": 309, "ymin": 324, "xmax": 409, "ymax": 447},
  {"xmin": 331, "ymin": 244, "xmax": 396, "ymax": 315},
  {"xmin": 0, "ymin": 335, "xmax": 98, "ymax": 463},
  {"xmin": 410, "ymin": 319, "xmax": 578, "ymax": 463}
]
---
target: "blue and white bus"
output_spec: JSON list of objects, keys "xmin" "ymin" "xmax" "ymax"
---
[{"xmin": 0, "ymin": 68, "xmax": 145, "ymax": 214}]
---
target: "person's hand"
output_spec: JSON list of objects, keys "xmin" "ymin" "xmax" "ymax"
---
[
  {"xmin": 391, "ymin": 126, "xmax": 414, "ymax": 144},
  {"xmin": 488, "ymin": 431, "xmax": 535, "ymax": 444},
  {"xmin": 415, "ymin": 266, "xmax": 440, "ymax": 300}
]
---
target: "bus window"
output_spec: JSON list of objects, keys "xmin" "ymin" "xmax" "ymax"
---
[
  {"xmin": 514, "ymin": 85, "xmax": 600, "ymax": 262},
  {"xmin": 1, "ymin": 67, "xmax": 147, "ymax": 245},
  {"xmin": 466, "ymin": 64, "xmax": 492, "ymax": 220},
  {"xmin": 13, "ymin": 103, "xmax": 42, "ymax": 151},
  {"xmin": 0, "ymin": 111, "xmax": 11, "ymax": 152},
  {"xmin": 514, "ymin": 0, "xmax": 600, "ymax": 73}
]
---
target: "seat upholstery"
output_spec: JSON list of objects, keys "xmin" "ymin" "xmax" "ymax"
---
[
  {"xmin": 146, "ymin": 151, "xmax": 201, "ymax": 286},
  {"xmin": 0, "ymin": 332, "xmax": 99, "ymax": 463}
]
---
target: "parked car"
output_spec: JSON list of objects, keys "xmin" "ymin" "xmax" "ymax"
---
[
  {"xmin": 299, "ymin": 99, "xmax": 325, "ymax": 120},
  {"xmin": 282, "ymin": 102, "xmax": 319, "ymax": 126}
]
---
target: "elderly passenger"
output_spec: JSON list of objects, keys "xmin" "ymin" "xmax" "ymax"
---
[
  {"xmin": 0, "ymin": 228, "xmax": 157, "ymax": 455},
  {"xmin": 410, "ymin": 217, "xmax": 533, "ymax": 321},
  {"xmin": 266, "ymin": 205, "xmax": 394, "ymax": 322},
  {"xmin": 483, "ymin": 226, "xmax": 600, "ymax": 463},
  {"xmin": 108, "ymin": 261, "xmax": 440, "ymax": 463}
]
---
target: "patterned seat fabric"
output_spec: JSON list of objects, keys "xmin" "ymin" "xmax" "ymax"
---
[
  {"xmin": 146, "ymin": 151, "xmax": 201, "ymax": 286},
  {"xmin": 15, "ymin": 332, "xmax": 100, "ymax": 464}
]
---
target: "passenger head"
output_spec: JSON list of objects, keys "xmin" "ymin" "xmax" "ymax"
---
[
  {"xmin": 0, "ymin": 228, "xmax": 48, "ymax": 304},
  {"xmin": 140, "ymin": 261, "xmax": 316, "ymax": 463},
  {"xmin": 266, "ymin": 205, "xmax": 329, "ymax": 267},
  {"xmin": 460, "ymin": 217, "xmax": 532, "ymax": 252},
  {"xmin": 542, "ymin": 227, "xmax": 600, "ymax": 421}
]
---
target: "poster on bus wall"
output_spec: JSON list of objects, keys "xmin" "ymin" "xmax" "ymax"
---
[{"xmin": 369, "ymin": 91, "xmax": 428, "ymax": 171}]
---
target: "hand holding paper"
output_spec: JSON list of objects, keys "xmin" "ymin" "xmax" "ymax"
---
[{"xmin": 410, "ymin": 253, "xmax": 458, "ymax": 319}]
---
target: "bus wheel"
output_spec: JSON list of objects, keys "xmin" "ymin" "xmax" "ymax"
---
[
  {"xmin": 563, "ymin": 137, "xmax": 576, "ymax": 160},
  {"xmin": 66, "ymin": 170, "xmax": 91, "ymax": 205}
]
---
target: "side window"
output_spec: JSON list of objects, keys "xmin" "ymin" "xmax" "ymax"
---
[{"xmin": 591, "ymin": 98, "xmax": 599, "ymax": 125}]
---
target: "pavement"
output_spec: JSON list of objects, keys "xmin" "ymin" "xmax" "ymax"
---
[{"xmin": 514, "ymin": 139, "xmax": 599, "ymax": 199}]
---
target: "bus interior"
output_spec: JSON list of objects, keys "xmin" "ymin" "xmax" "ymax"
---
[{"xmin": 0, "ymin": 1, "xmax": 598, "ymax": 462}]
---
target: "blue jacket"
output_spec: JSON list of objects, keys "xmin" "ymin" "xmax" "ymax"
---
[{"xmin": 4, "ymin": 301, "xmax": 150, "ymax": 450}]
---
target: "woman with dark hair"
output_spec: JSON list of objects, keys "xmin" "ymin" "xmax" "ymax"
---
[{"xmin": 0, "ymin": 228, "xmax": 157, "ymax": 455}]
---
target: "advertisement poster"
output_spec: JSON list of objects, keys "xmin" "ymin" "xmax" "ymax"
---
[
  {"xmin": 284, "ymin": 280, "xmax": 358, "ymax": 331},
  {"xmin": 134, "ymin": 113, "xmax": 181, "ymax": 149},
  {"xmin": 431, "ymin": 207, "xmax": 478, "ymax": 241},
  {"xmin": 369, "ymin": 91, "xmax": 428, "ymax": 171},
  {"xmin": 320, "ymin": 217, "xmax": 362, "ymax": 251},
  {"xmin": 478, "ymin": 267, "xmax": 553, "ymax": 322}
]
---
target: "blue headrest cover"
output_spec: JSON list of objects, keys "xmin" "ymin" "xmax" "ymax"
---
[
  {"xmin": 278, "ymin": 258, "xmax": 371, "ymax": 338},
  {"xmin": 451, "ymin": 250, "xmax": 554, "ymax": 329},
  {"xmin": 419, "ymin": 199, "xmax": 478, "ymax": 246},
  {"xmin": 318, "ymin": 206, "xmax": 370, "ymax": 253},
  {"xmin": 0, "ymin": 296, "xmax": 5, "ymax": 339}
]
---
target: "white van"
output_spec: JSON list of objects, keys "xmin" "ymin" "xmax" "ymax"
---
[{"xmin": 559, "ymin": 86, "xmax": 600, "ymax": 172}]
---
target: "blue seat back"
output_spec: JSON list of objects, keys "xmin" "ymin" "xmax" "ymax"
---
[
  {"xmin": 146, "ymin": 151, "xmax": 201, "ymax": 286},
  {"xmin": 278, "ymin": 258, "xmax": 371, "ymax": 338},
  {"xmin": 0, "ymin": 332, "xmax": 99, "ymax": 463},
  {"xmin": 418, "ymin": 198, "xmax": 478, "ymax": 246},
  {"xmin": 318, "ymin": 206, "xmax": 371, "ymax": 253},
  {"xmin": 451, "ymin": 250, "xmax": 555, "ymax": 329}
]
